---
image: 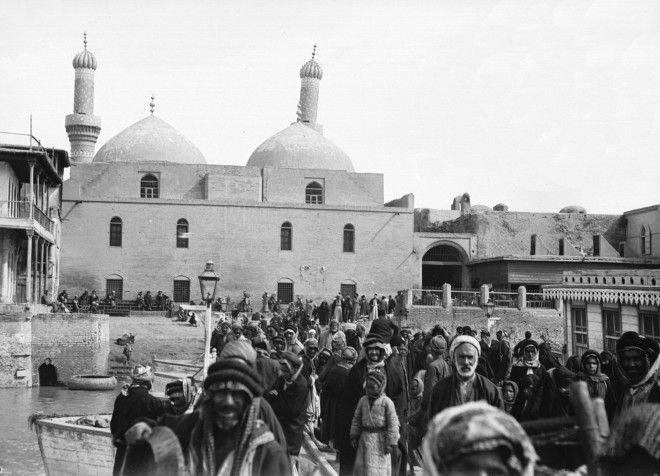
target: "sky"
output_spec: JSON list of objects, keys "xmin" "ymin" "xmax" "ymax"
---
[{"xmin": 0, "ymin": 0, "xmax": 658, "ymax": 214}]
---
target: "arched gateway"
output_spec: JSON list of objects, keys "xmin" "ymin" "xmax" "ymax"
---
[{"xmin": 422, "ymin": 243, "xmax": 467, "ymax": 289}]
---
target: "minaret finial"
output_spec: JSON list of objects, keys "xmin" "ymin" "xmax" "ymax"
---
[
  {"xmin": 311, "ymin": 44, "xmax": 317, "ymax": 60},
  {"xmin": 149, "ymin": 94, "xmax": 155, "ymax": 115},
  {"xmin": 83, "ymin": 32, "xmax": 87, "ymax": 49}
]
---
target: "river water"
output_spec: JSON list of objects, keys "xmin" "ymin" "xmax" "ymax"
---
[{"xmin": 0, "ymin": 386, "xmax": 118, "ymax": 475}]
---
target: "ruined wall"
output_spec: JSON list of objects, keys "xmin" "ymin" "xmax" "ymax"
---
[
  {"xmin": 31, "ymin": 313, "xmax": 109, "ymax": 385},
  {"xmin": 0, "ymin": 311, "xmax": 32, "ymax": 387},
  {"xmin": 419, "ymin": 210, "xmax": 625, "ymax": 259},
  {"xmin": 402, "ymin": 305, "xmax": 564, "ymax": 351}
]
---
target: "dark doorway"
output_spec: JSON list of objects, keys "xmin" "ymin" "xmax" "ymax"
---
[{"xmin": 422, "ymin": 244, "xmax": 465, "ymax": 289}]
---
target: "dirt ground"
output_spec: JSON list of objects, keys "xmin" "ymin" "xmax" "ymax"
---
[{"xmin": 108, "ymin": 314, "xmax": 206, "ymax": 367}]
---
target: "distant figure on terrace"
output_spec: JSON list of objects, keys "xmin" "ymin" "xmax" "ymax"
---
[
  {"xmin": 57, "ymin": 289, "xmax": 68, "ymax": 303},
  {"xmin": 135, "ymin": 291, "xmax": 144, "ymax": 310},
  {"xmin": 143, "ymin": 291, "xmax": 153, "ymax": 310}
]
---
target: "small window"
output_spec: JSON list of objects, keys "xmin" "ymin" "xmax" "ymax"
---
[
  {"xmin": 558, "ymin": 238, "xmax": 564, "ymax": 256},
  {"xmin": 106, "ymin": 278, "xmax": 123, "ymax": 300},
  {"xmin": 109, "ymin": 217, "xmax": 122, "ymax": 247},
  {"xmin": 572, "ymin": 307, "xmax": 588, "ymax": 358},
  {"xmin": 602, "ymin": 308, "xmax": 622, "ymax": 352},
  {"xmin": 618, "ymin": 242, "xmax": 625, "ymax": 257},
  {"xmin": 641, "ymin": 226, "xmax": 648, "ymax": 255},
  {"xmin": 593, "ymin": 235, "xmax": 600, "ymax": 256},
  {"xmin": 140, "ymin": 174, "xmax": 159, "ymax": 199},
  {"xmin": 305, "ymin": 181, "xmax": 323, "ymax": 204},
  {"xmin": 277, "ymin": 280, "xmax": 294, "ymax": 304},
  {"xmin": 340, "ymin": 282, "xmax": 356, "ymax": 298},
  {"xmin": 343, "ymin": 224, "xmax": 355, "ymax": 253},
  {"xmin": 639, "ymin": 311, "xmax": 660, "ymax": 342},
  {"xmin": 173, "ymin": 277, "xmax": 191, "ymax": 303},
  {"xmin": 281, "ymin": 222, "xmax": 292, "ymax": 251},
  {"xmin": 176, "ymin": 219, "xmax": 189, "ymax": 248},
  {"xmin": 530, "ymin": 234, "xmax": 537, "ymax": 255}
]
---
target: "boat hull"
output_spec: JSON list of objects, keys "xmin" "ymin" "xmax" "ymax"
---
[{"xmin": 33, "ymin": 415, "xmax": 114, "ymax": 476}]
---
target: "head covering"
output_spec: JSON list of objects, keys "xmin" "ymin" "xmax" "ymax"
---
[
  {"xmin": 279, "ymin": 350, "xmax": 302, "ymax": 368},
  {"xmin": 502, "ymin": 380, "xmax": 518, "ymax": 400},
  {"xmin": 422, "ymin": 402, "xmax": 538, "ymax": 476},
  {"xmin": 331, "ymin": 332, "xmax": 347, "ymax": 346},
  {"xmin": 369, "ymin": 317, "xmax": 395, "ymax": 343},
  {"xmin": 616, "ymin": 331, "xmax": 659, "ymax": 361},
  {"xmin": 363, "ymin": 333, "xmax": 387, "ymax": 349},
  {"xmin": 518, "ymin": 339, "xmax": 539, "ymax": 352},
  {"xmin": 366, "ymin": 370, "xmax": 386, "ymax": 387},
  {"xmin": 231, "ymin": 321, "xmax": 242, "ymax": 330},
  {"xmin": 449, "ymin": 335, "xmax": 481, "ymax": 358},
  {"xmin": 131, "ymin": 365, "xmax": 154, "ymax": 382},
  {"xmin": 390, "ymin": 334, "xmax": 404, "ymax": 348},
  {"xmin": 204, "ymin": 358, "xmax": 263, "ymax": 398},
  {"xmin": 319, "ymin": 348, "xmax": 333, "ymax": 360},
  {"xmin": 219, "ymin": 340, "xmax": 257, "ymax": 365},
  {"xmin": 430, "ymin": 335, "xmax": 448, "ymax": 354},
  {"xmin": 284, "ymin": 323, "xmax": 297, "ymax": 334},
  {"xmin": 304, "ymin": 338, "xmax": 319, "ymax": 349},
  {"xmin": 341, "ymin": 346, "xmax": 358, "ymax": 363},
  {"xmin": 580, "ymin": 349, "xmax": 603, "ymax": 376},
  {"xmin": 411, "ymin": 374, "xmax": 424, "ymax": 398},
  {"xmin": 271, "ymin": 335, "xmax": 286, "ymax": 347}
]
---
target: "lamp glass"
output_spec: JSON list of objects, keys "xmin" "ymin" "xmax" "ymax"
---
[{"xmin": 198, "ymin": 260, "xmax": 219, "ymax": 303}]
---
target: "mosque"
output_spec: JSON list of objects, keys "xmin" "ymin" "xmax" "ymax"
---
[{"xmin": 59, "ymin": 38, "xmax": 660, "ymax": 305}]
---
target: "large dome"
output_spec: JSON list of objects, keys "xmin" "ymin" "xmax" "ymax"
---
[
  {"xmin": 93, "ymin": 115, "xmax": 206, "ymax": 164},
  {"xmin": 246, "ymin": 122, "xmax": 354, "ymax": 172}
]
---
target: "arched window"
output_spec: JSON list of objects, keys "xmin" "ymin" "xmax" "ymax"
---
[
  {"xmin": 641, "ymin": 226, "xmax": 651, "ymax": 255},
  {"xmin": 173, "ymin": 276, "xmax": 190, "ymax": 303},
  {"xmin": 109, "ymin": 217, "xmax": 122, "ymax": 247},
  {"xmin": 343, "ymin": 224, "xmax": 355, "ymax": 253},
  {"xmin": 176, "ymin": 219, "xmax": 189, "ymax": 248},
  {"xmin": 305, "ymin": 181, "xmax": 323, "ymax": 204},
  {"xmin": 281, "ymin": 222, "xmax": 292, "ymax": 251},
  {"xmin": 140, "ymin": 174, "xmax": 159, "ymax": 198}
]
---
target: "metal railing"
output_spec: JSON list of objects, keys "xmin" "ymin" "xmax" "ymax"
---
[
  {"xmin": 411, "ymin": 289, "xmax": 443, "ymax": 306},
  {"xmin": 526, "ymin": 293, "xmax": 555, "ymax": 308},
  {"xmin": 0, "ymin": 200, "xmax": 54, "ymax": 233},
  {"xmin": 491, "ymin": 290, "xmax": 518, "ymax": 309},
  {"xmin": 450, "ymin": 289, "xmax": 481, "ymax": 307}
]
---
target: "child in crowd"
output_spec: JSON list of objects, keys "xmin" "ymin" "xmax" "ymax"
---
[
  {"xmin": 502, "ymin": 379, "xmax": 518, "ymax": 413},
  {"xmin": 350, "ymin": 371, "xmax": 400, "ymax": 476}
]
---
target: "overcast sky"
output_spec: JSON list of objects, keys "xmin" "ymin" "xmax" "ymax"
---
[{"xmin": 1, "ymin": 0, "xmax": 658, "ymax": 214}]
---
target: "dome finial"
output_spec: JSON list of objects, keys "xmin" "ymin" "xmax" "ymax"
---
[
  {"xmin": 311, "ymin": 44, "xmax": 317, "ymax": 60},
  {"xmin": 149, "ymin": 94, "xmax": 155, "ymax": 115},
  {"xmin": 83, "ymin": 32, "xmax": 87, "ymax": 49}
]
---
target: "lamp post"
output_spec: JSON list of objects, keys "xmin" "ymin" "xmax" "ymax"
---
[
  {"xmin": 484, "ymin": 301, "xmax": 498, "ymax": 332},
  {"xmin": 198, "ymin": 260, "xmax": 219, "ymax": 379}
]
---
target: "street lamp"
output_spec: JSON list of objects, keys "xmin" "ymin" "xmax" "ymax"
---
[
  {"xmin": 198, "ymin": 260, "xmax": 219, "ymax": 379},
  {"xmin": 484, "ymin": 301, "xmax": 498, "ymax": 332}
]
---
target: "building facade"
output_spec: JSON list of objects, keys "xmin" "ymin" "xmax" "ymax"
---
[
  {"xmin": 543, "ymin": 269, "xmax": 660, "ymax": 356},
  {"xmin": 57, "ymin": 38, "xmax": 660, "ymax": 305},
  {"xmin": 0, "ymin": 138, "xmax": 68, "ymax": 304}
]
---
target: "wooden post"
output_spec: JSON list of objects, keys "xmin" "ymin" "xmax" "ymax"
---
[{"xmin": 570, "ymin": 381, "xmax": 600, "ymax": 474}]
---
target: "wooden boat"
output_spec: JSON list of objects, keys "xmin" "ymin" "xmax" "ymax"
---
[{"xmin": 31, "ymin": 414, "xmax": 114, "ymax": 476}]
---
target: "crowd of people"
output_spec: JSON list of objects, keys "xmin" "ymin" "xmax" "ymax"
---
[{"xmin": 110, "ymin": 296, "xmax": 660, "ymax": 476}]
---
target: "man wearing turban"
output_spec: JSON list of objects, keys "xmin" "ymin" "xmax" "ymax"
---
[
  {"xmin": 616, "ymin": 331, "xmax": 660, "ymax": 413},
  {"xmin": 426, "ymin": 335, "xmax": 503, "ymax": 425}
]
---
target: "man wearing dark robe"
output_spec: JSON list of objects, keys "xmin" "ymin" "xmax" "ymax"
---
[
  {"xmin": 427, "ymin": 335, "xmax": 503, "ymax": 424},
  {"xmin": 335, "ymin": 334, "xmax": 408, "ymax": 476},
  {"xmin": 121, "ymin": 342, "xmax": 290, "ymax": 476},
  {"xmin": 265, "ymin": 350, "xmax": 310, "ymax": 469}
]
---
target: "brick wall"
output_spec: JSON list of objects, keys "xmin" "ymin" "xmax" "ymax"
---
[
  {"xmin": 60, "ymin": 199, "xmax": 416, "ymax": 303},
  {"xmin": 0, "ymin": 313, "xmax": 32, "ymax": 387},
  {"xmin": 31, "ymin": 313, "xmax": 109, "ymax": 385},
  {"xmin": 402, "ymin": 305, "xmax": 564, "ymax": 350}
]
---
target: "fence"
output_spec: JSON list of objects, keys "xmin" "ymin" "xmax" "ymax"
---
[
  {"xmin": 411, "ymin": 289, "xmax": 443, "ymax": 306},
  {"xmin": 526, "ymin": 293, "xmax": 555, "ymax": 309},
  {"xmin": 450, "ymin": 289, "xmax": 480, "ymax": 307},
  {"xmin": 490, "ymin": 290, "xmax": 518, "ymax": 309},
  {"xmin": 0, "ymin": 200, "xmax": 53, "ymax": 233}
]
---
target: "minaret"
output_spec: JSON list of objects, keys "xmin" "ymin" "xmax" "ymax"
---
[
  {"xmin": 297, "ymin": 45, "xmax": 323, "ymax": 133},
  {"xmin": 65, "ymin": 33, "xmax": 101, "ymax": 163}
]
